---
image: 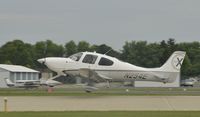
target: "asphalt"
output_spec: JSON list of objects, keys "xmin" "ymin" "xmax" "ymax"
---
[{"xmin": 1, "ymin": 96, "xmax": 200, "ymax": 111}]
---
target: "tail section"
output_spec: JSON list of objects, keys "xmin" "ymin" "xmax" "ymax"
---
[
  {"xmin": 160, "ymin": 51, "xmax": 186, "ymax": 72},
  {"xmin": 153, "ymin": 51, "xmax": 186, "ymax": 83},
  {"xmin": 4, "ymin": 78, "xmax": 15, "ymax": 87}
]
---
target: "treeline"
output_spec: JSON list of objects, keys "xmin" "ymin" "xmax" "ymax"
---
[{"xmin": 0, "ymin": 39, "xmax": 199, "ymax": 79}]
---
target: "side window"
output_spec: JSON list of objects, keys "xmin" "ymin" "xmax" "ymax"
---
[
  {"xmin": 98, "ymin": 57, "xmax": 114, "ymax": 66},
  {"xmin": 82, "ymin": 54, "xmax": 98, "ymax": 64}
]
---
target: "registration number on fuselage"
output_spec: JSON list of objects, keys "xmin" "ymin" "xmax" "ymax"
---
[{"xmin": 124, "ymin": 73, "xmax": 147, "ymax": 80}]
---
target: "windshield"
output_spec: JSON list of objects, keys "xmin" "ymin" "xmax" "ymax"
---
[{"xmin": 69, "ymin": 53, "xmax": 83, "ymax": 61}]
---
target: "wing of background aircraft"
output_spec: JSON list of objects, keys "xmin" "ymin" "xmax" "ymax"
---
[{"xmin": 4, "ymin": 78, "xmax": 40, "ymax": 88}]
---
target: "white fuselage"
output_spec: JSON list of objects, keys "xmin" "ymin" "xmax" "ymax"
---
[{"xmin": 39, "ymin": 52, "xmax": 179, "ymax": 83}]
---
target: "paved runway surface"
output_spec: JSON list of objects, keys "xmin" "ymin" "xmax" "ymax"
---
[{"xmin": 1, "ymin": 96, "xmax": 200, "ymax": 111}]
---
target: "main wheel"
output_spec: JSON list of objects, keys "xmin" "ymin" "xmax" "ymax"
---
[{"xmin": 85, "ymin": 90, "xmax": 92, "ymax": 93}]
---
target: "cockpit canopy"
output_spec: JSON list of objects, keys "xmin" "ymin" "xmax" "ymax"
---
[{"xmin": 69, "ymin": 52, "xmax": 114, "ymax": 66}]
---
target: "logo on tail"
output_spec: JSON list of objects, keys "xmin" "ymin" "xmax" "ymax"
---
[
  {"xmin": 159, "ymin": 51, "xmax": 186, "ymax": 72},
  {"xmin": 171, "ymin": 54, "xmax": 184, "ymax": 70}
]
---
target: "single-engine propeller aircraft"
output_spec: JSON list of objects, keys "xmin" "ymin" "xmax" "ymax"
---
[
  {"xmin": 5, "ymin": 78, "xmax": 40, "ymax": 89},
  {"xmin": 5, "ymin": 78, "xmax": 61, "ymax": 88},
  {"xmin": 38, "ymin": 51, "xmax": 186, "ymax": 92}
]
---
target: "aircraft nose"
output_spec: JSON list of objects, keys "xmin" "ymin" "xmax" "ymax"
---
[{"xmin": 37, "ymin": 58, "xmax": 46, "ymax": 64}]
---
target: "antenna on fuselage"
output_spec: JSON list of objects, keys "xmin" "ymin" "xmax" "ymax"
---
[{"xmin": 104, "ymin": 49, "xmax": 112, "ymax": 55}]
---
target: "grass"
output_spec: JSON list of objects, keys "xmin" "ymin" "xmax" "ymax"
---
[
  {"xmin": 0, "ymin": 111, "xmax": 200, "ymax": 117},
  {"xmin": 0, "ymin": 87, "xmax": 200, "ymax": 96}
]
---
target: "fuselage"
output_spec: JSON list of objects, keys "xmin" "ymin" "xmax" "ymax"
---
[{"xmin": 38, "ymin": 52, "xmax": 178, "ymax": 83}]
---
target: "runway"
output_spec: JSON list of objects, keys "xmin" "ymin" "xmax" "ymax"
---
[{"xmin": 1, "ymin": 96, "xmax": 200, "ymax": 111}]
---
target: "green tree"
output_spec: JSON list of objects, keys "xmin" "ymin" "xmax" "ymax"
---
[
  {"xmin": 0, "ymin": 39, "xmax": 199, "ymax": 78},
  {"xmin": 34, "ymin": 40, "xmax": 64, "ymax": 58},
  {"xmin": 160, "ymin": 38, "xmax": 178, "ymax": 65},
  {"xmin": 177, "ymin": 41, "xmax": 200, "ymax": 77},
  {"xmin": 91, "ymin": 44, "xmax": 121, "ymax": 58},
  {"xmin": 77, "ymin": 41, "xmax": 90, "ymax": 52},
  {"xmin": 0, "ymin": 40, "xmax": 34, "ymax": 67},
  {"xmin": 64, "ymin": 40, "xmax": 77, "ymax": 57},
  {"xmin": 121, "ymin": 41, "xmax": 160, "ymax": 67}
]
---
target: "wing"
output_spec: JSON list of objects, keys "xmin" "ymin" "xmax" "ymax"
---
[{"xmin": 79, "ymin": 68, "xmax": 112, "ymax": 83}]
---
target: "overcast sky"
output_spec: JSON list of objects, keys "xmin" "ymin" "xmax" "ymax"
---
[{"xmin": 0, "ymin": 0, "xmax": 200, "ymax": 50}]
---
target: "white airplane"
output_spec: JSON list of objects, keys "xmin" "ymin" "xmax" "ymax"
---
[
  {"xmin": 181, "ymin": 78, "xmax": 197, "ymax": 87},
  {"xmin": 5, "ymin": 77, "xmax": 60, "ymax": 88},
  {"xmin": 38, "ymin": 51, "xmax": 186, "ymax": 92},
  {"xmin": 5, "ymin": 78, "xmax": 40, "ymax": 89}
]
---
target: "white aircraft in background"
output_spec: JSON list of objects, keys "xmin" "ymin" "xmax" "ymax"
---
[
  {"xmin": 5, "ymin": 78, "xmax": 61, "ymax": 88},
  {"xmin": 38, "ymin": 51, "xmax": 186, "ymax": 92},
  {"xmin": 5, "ymin": 78, "xmax": 40, "ymax": 89},
  {"xmin": 181, "ymin": 78, "xmax": 197, "ymax": 87}
]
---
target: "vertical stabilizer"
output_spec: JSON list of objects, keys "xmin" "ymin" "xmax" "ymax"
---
[
  {"xmin": 4, "ymin": 78, "xmax": 15, "ymax": 87},
  {"xmin": 160, "ymin": 51, "xmax": 186, "ymax": 72}
]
